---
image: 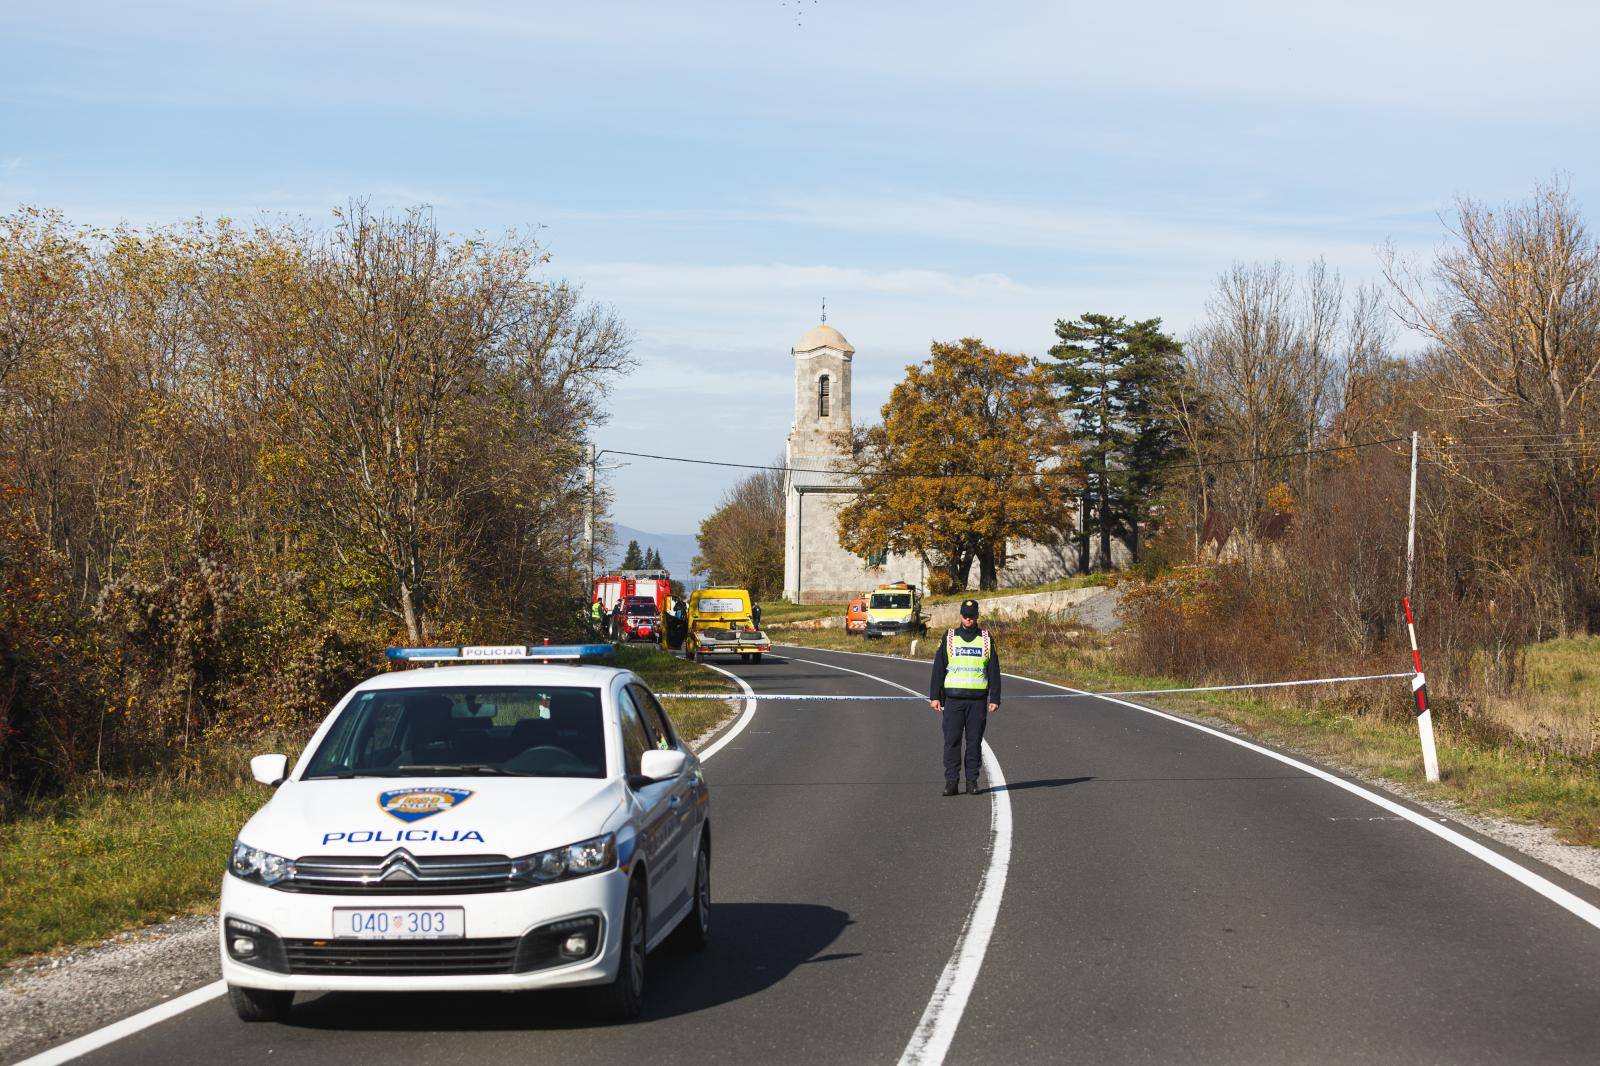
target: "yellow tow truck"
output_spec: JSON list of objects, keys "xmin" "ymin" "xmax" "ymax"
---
[
  {"xmin": 684, "ymin": 587, "xmax": 772, "ymax": 663},
  {"xmin": 864, "ymin": 581, "xmax": 926, "ymax": 638}
]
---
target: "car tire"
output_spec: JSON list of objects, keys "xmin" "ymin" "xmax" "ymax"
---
[
  {"xmin": 669, "ymin": 836, "xmax": 711, "ymax": 952},
  {"xmin": 590, "ymin": 879, "xmax": 646, "ymax": 1022},
  {"xmin": 751, "ymin": 653, "xmax": 762, "ymax": 663},
  {"xmin": 227, "ymin": 984, "xmax": 293, "ymax": 1023},
  {"xmin": 739, "ymin": 653, "xmax": 750, "ymax": 662}
]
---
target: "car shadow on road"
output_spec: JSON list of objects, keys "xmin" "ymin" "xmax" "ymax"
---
[{"xmin": 286, "ymin": 901, "xmax": 851, "ymax": 1032}]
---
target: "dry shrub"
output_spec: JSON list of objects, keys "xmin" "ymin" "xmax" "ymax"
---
[{"xmin": 1119, "ymin": 565, "xmax": 1305, "ymax": 683}]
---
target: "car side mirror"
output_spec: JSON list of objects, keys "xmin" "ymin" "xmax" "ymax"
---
[
  {"xmin": 639, "ymin": 748, "xmax": 687, "ymax": 782},
  {"xmin": 251, "ymin": 753, "xmax": 288, "ymax": 786}
]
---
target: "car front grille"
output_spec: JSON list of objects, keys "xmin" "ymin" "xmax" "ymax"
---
[
  {"xmin": 283, "ymin": 937, "xmax": 519, "ymax": 976},
  {"xmin": 279, "ymin": 850, "xmax": 520, "ymax": 895},
  {"xmin": 279, "ymin": 916, "xmax": 601, "ymax": 977}
]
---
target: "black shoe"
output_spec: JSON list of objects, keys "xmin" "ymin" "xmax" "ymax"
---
[
  {"xmin": 942, "ymin": 783, "xmax": 959, "ymax": 797},
  {"xmin": 965, "ymin": 780, "xmax": 981, "ymax": 795}
]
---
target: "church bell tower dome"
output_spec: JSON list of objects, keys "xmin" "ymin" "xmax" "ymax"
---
[{"xmin": 792, "ymin": 323, "xmax": 855, "ymax": 357}]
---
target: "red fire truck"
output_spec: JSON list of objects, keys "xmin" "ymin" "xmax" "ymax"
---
[{"xmin": 593, "ymin": 569, "xmax": 672, "ymax": 641}]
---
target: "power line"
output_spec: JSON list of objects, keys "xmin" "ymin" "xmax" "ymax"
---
[
  {"xmin": 1163, "ymin": 435, "xmax": 1407, "ymax": 474},
  {"xmin": 600, "ymin": 435, "xmax": 1408, "ymax": 482}
]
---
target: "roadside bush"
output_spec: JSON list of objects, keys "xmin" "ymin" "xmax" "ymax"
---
[{"xmin": 0, "ymin": 486, "xmax": 102, "ymax": 817}]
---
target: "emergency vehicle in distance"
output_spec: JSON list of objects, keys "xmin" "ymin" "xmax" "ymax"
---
[
  {"xmin": 844, "ymin": 594, "xmax": 870, "ymax": 634},
  {"xmin": 864, "ymin": 581, "xmax": 927, "ymax": 638},
  {"xmin": 615, "ymin": 596, "xmax": 661, "ymax": 643},
  {"xmin": 219, "ymin": 644, "xmax": 710, "ymax": 1024},
  {"xmin": 593, "ymin": 570, "xmax": 672, "ymax": 643},
  {"xmin": 683, "ymin": 587, "xmax": 770, "ymax": 662}
]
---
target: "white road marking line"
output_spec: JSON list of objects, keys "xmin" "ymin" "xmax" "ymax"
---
[
  {"xmin": 1022, "ymin": 673, "xmax": 1600, "ymax": 934},
  {"xmin": 694, "ymin": 661, "xmax": 759, "ymax": 762},
  {"xmin": 19, "ymin": 661, "xmax": 763, "ymax": 1066},
  {"xmin": 775, "ymin": 643, "xmax": 1600, "ymax": 935},
  {"xmin": 780, "ymin": 655, "xmax": 1011, "ymax": 1066},
  {"xmin": 13, "ymin": 981, "xmax": 226, "ymax": 1066}
]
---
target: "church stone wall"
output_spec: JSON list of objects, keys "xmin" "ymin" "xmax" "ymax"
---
[{"xmin": 787, "ymin": 487, "xmax": 924, "ymax": 603}]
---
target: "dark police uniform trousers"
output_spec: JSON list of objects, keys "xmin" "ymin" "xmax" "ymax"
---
[{"xmin": 942, "ymin": 690, "xmax": 989, "ymax": 785}]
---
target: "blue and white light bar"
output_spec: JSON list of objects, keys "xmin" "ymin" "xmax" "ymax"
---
[{"xmin": 386, "ymin": 644, "xmax": 614, "ymax": 662}]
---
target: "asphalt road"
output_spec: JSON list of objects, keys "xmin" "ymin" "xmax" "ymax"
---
[{"xmin": 56, "ymin": 645, "xmax": 1600, "ymax": 1065}]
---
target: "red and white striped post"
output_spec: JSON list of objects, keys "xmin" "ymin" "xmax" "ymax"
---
[
  {"xmin": 1404, "ymin": 431, "xmax": 1441, "ymax": 783},
  {"xmin": 1403, "ymin": 596, "xmax": 1440, "ymax": 782}
]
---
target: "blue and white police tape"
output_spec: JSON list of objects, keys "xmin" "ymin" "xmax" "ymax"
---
[{"xmin": 654, "ymin": 670, "xmax": 1413, "ymax": 700}]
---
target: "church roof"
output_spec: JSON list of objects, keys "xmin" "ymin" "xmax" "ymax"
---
[
  {"xmin": 788, "ymin": 465, "xmax": 858, "ymax": 491},
  {"xmin": 792, "ymin": 323, "xmax": 855, "ymax": 355}
]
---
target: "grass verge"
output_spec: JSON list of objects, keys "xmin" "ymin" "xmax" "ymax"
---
[
  {"xmin": 774, "ymin": 622, "xmax": 1600, "ymax": 848},
  {"xmin": 0, "ymin": 644, "xmax": 739, "ymax": 968},
  {"xmin": 610, "ymin": 642, "xmax": 743, "ymax": 742}
]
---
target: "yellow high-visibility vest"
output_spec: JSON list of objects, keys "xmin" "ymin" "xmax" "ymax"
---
[{"xmin": 943, "ymin": 628, "xmax": 991, "ymax": 691}]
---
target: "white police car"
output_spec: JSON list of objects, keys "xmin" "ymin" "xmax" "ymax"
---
[{"xmin": 220, "ymin": 645, "xmax": 710, "ymax": 1023}]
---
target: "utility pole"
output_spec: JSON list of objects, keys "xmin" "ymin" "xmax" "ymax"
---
[
  {"xmin": 584, "ymin": 443, "xmax": 596, "ymax": 591},
  {"xmin": 1404, "ymin": 430, "xmax": 1440, "ymax": 783}
]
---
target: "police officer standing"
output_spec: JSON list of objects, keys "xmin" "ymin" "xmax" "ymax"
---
[{"xmin": 929, "ymin": 598, "xmax": 1001, "ymax": 796}]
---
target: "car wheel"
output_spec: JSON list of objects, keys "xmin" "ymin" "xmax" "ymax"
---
[
  {"xmin": 669, "ymin": 836, "xmax": 711, "ymax": 952},
  {"xmin": 590, "ymin": 880, "xmax": 646, "ymax": 1022},
  {"xmin": 751, "ymin": 653, "xmax": 762, "ymax": 663},
  {"xmin": 227, "ymin": 984, "xmax": 293, "ymax": 1023}
]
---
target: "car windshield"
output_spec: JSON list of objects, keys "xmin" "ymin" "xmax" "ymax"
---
[
  {"xmin": 625, "ymin": 600, "xmax": 659, "ymax": 616},
  {"xmin": 697, "ymin": 596, "xmax": 746, "ymax": 614},
  {"xmin": 871, "ymin": 593, "xmax": 912, "ymax": 609},
  {"xmin": 302, "ymin": 685, "xmax": 606, "ymax": 780}
]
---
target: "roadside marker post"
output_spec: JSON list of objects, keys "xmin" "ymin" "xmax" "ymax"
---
[
  {"xmin": 1404, "ymin": 430, "xmax": 1441, "ymax": 783},
  {"xmin": 1404, "ymin": 597, "xmax": 1441, "ymax": 782}
]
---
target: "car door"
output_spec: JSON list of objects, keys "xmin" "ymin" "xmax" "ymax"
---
[
  {"xmin": 615, "ymin": 684, "xmax": 682, "ymax": 932},
  {"xmin": 630, "ymin": 683, "xmax": 702, "ymax": 898}
]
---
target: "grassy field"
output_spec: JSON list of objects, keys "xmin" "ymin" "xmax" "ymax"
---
[
  {"xmin": 774, "ymin": 621, "xmax": 1600, "ymax": 847},
  {"xmin": 0, "ymin": 645, "xmax": 738, "ymax": 967}
]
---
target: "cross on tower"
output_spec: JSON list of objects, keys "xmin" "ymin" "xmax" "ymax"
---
[{"xmin": 821, "ymin": 297, "xmax": 827, "ymax": 324}]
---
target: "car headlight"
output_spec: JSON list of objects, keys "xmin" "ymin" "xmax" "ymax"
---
[
  {"xmin": 510, "ymin": 834, "xmax": 617, "ymax": 884},
  {"xmin": 229, "ymin": 841, "xmax": 294, "ymax": 886}
]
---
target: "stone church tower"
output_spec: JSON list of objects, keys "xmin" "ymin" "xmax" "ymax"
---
[
  {"xmin": 782, "ymin": 321, "xmax": 923, "ymax": 602},
  {"xmin": 786, "ymin": 322, "xmax": 854, "ymax": 461}
]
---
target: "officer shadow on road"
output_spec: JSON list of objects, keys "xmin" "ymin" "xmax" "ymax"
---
[
  {"xmin": 286, "ymin": 901, "xmax": 851, "ymax": 1032},
  {"xmin": 988, "ymin": 776, "xmax": 1093, "ymax": 794}
]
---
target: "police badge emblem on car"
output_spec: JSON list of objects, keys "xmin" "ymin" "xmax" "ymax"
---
[{"xmin": 378, "ymin": 787, "xmax": 475, "ymax": 823}]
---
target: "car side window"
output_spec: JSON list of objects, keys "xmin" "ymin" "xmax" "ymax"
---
[
  {"xmin": 629, "ymin": 684, "xmax": 677, "ymax": 750},
  {"xmin": 615, "ymin": 687, "xmax": 651, "ymax": 778}
]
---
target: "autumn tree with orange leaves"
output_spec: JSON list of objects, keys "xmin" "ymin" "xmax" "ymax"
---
[{"xmin": 837, "ymin": 339, "xmax": 1078, "ymax": 591}]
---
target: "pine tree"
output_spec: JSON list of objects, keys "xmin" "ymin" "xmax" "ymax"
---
[
  {"xmin": 1048, "ymin": 314, "xmax": 1182, "ymax": 568},
  {"xmin": 621, "ymin": 539, "xmax": 644, "ymax": 569},
  {"xmin": 644, "ymin": 546, "xmax": 662, "ymax": 570}
]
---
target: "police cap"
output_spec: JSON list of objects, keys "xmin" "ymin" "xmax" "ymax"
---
[{"xmin": 959, "ymin": 598, "xmax": 979, "ymax": 619}]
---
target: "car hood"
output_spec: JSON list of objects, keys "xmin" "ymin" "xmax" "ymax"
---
[{"xmin": 238, "ymin": 777, "xmax": 626, "ymax": 859}]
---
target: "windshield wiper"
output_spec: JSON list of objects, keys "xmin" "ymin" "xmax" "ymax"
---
[
  {"xmin": 394, "ymin": 764, "xmax": 529, "ymax": 776},
  {"xmin": 302, "ymin": 771, "xmax": 398, "ymax": 780}
]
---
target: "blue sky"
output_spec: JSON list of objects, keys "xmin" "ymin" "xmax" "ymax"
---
[{"xmin": 5, "ymin": 0, "xmax": 1598, "ymax": 535}]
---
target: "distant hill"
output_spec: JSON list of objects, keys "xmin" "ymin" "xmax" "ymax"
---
[{"xmin": 610, "ymin": 525, "xmax": 702, "ymax": 590}]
